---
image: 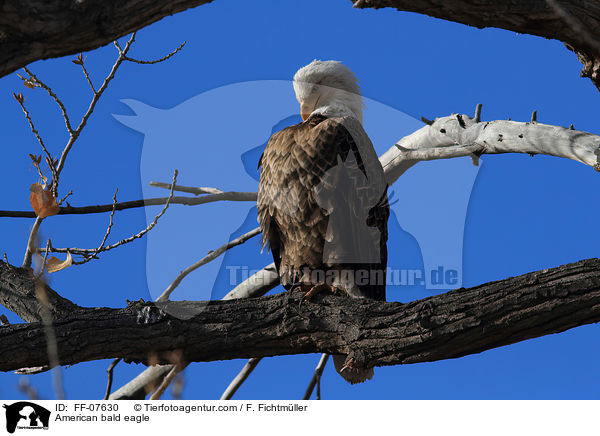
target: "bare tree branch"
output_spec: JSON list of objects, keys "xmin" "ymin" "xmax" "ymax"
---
[
  {"xmin": 72, "ymin": 54, "xmax": 97, "ymax": 94},
  {"xmin": 7, "ymin": 105, "xmax": 600, "ymax": 396},
  {"xmin": 212, "ymin": 105, "xmax": 600, "ymax": 302},
  {"xmin": 22, "ymin": 219, "xmax": 42, "ymax": 269},
  {"xmin": 149, "ymin": 182, "xmax": 227, "ymax": 196},
  {"xmin": 157, "ymin": 227, "xmax": 261, "ymax": 302},
  {"xmin": 303, "ymin": 354, "xmax": 329, "ymax": 400},
  {"xmin": 381, "ymin": 107, "xmax": 600, "ymax": 185},
  {"xmin": 123, "ymin": 41, "xmax": 186, "ymax": 65},
  {"xmin": 220, "ymin": 358, "xmax": 263, "ymax": 400},
  {"xmin": 104, "ymin": 358, "xmax": 122, "ymax": 400},
  {"xmin": 19, "ymin": 67, "xmax": 74, "ymax": 134},
  {"xmin": 42, "ymin": 171, "xmax": 178, "ymax": 263},
  {"xmin": 109, "ymin": 365, "xmax": 172, "ymax": 400},
  {"xmin": 12, "ymin": 93, "xmax": 59, "ymax": 187},
  {"xmin": 71, "ymin": 189, "xmax": 118, "ymax": 266},
  {"xmin": 18, "ymin": 34, "xmax": 143, "ymax": 268},
  {"xmin": 54, "ymin": 34, "xmax": 137, "ymax": 181},
  {"xmin": 110, "ymin": 231, "xmax": 270, "ymax": 399},
  {"xmin": 224, "ymin": 263, "xmax": 279, "ymax": 300},
  {"xmin": 0, "ymin": 192, "xmax": 258, "ymax": 219},
  {"xmin": 149, "ymin": 365, "xmax": 181, "ymax": 400},
  {"xmin": 7, "ymin": 107, "xmax": 598, "ymax": 220},
  {"xmin": 2, "ymin": 257, "xmax": 600, "ymax": 373}
]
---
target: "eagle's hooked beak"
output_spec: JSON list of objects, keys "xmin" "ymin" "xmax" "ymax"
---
[{"xmin": 300, "ymin": 103, "xmax": 311, "ymax": 121}]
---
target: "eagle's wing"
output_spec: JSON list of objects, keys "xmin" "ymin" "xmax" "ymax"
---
[
  {"xmin": 257, "ymin": 115, "xmax": 389, "ymax": 300},
  {"xmin": 315, "ymin": 116, "xmax": 389, "ymax": 301}
]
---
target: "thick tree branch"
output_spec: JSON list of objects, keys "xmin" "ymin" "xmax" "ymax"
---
[
  {"xmin": 2, "ymin": 0, "xmax": 600, "ymax": 91},
  {"xmin": 381, "ymin": 109, "xmax": 600, "ymax": 184},
  {"xmin": 1, "ymin": 258, "xmax": 599, "ymax": 373},
  {"xmin": 0, "ymin": 260, "xmax": 81, "ymax": 323},
  {"xmin": 109, "ymin": 259, "xmax": 277, "ymax": 399},
  {"xmin": 0, "ymin": 1, "xmax": 213, "ymax": 78}
]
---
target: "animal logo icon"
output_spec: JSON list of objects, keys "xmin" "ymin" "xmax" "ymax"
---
[{"xmin": 3, "ymin": 402, "xmax": 50, "ymax": 433}]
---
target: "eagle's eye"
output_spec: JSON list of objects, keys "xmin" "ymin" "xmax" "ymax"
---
[{"xmin": 311, "ymin": 85, "xmax": 319, "ymax": 94}]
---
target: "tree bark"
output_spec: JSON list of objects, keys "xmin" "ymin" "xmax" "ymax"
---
[
  {"xmin": 1, "ymin": 257, "xmax": 599, "ymax": 373},
  {"xmin": 0, "ymin": 0, "xmax": 213, "ymax": 78},
  {"xmin": 0, "ymin": 261, "xmax": 79, "ymax": 323},
  {"xmin": 2, "ymin": 0, "xmax": 600, "ymax": 89}
]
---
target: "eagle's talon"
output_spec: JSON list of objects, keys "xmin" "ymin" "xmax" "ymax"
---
[
  {"xmin": 299, "ymin": 283, "xmax": 335, "ymax": 309},
  {"xmin": 340, "ymin": 357, "xmax": 356, "ymax": 373}
]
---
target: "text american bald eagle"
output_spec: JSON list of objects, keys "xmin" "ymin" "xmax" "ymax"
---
[{"xmin": 257, "ymin": 60, "xmax": 390, "ymax": 384}]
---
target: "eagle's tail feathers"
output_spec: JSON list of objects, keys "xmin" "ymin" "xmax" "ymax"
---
[{"xmin": 332, "ymin": 354, "xmax": 374, "ymax": 384}]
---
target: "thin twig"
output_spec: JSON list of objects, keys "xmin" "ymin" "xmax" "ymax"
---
[
  {"xmin": 22, "ymin": 218, "xmax": 42, "ymax": 268},
  {"xmin": 124, "ymin": 41, "xmax": 186, "ymax": 64},
  {"xmin": 19, "ymin": 34, "xmax": 138, "ymax": 267},
  {"xmin": 3, "ymin": 192, "xmax": 257, "ymax": 219},
  {"xmin": 220, "ymin": 358, "xmax": 262, "ymax": 400},
  {"xmin": 74, "ymin": 189, "xmax": 118, "ymax": 265},
  {"xmin": 149, "ymin": 365, "xmax": 181, "ymax": 400},
  {"xmin": 110, "ymin": 262, "xmax": 276, "ymax": 399},
  {"xmin": 18, "ymin": 35, "xmax": 138, "ymax": 267},
  {"xmin": 57, "ymin": 190, "xmax": 74, "ymax": 207},
  {"xmin": 156, "ymin": 226, "xmax": 261, "ymax": 302},
  {"xmin": 104, "ymin": 358, "xmax": 122, "ymax": 400},
  {"xmin": 67, "ymin": 171, "xmax": 176, "ymax": 262},
  {"xmin": 54, "ymin": 33, "xmax": 137, "ymax": 180},
  {"xmin": 20, "ymin": 67, "xmax": 74, "ymax": 134},
  {"xmin": 121, "ymin": 226, "xmax": 262, "ymax": 396},
  {"xmin": 34, "ymin": 239, "xmax": 51, "ymax": 280},
  {"xmin": 13, "ymin": 93, "xmax": 59, "ymax": 187},
  {"xmin": 149, "ymin": 181, "xmax": 224, "ymax": 195},
  {"xmin": 303, "ymin": 354, "xmax": 330, "ymax": 400},
  {"xmin": 73, "ymin": 54, "xmax": 97, "ymax": 94}
]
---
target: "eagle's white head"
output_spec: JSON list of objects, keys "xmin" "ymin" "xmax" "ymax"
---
[{"xmin": 293, "ymin": 60, "xmax": 363, "ymax": 124}]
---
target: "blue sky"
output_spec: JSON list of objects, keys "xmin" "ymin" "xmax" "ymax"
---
[{"xmin": 1, "ymin": 0, "xmax": 599, "ymax": 400}]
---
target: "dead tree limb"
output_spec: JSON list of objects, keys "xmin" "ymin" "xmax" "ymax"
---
[
  {"xmin": 0, "ymin": 192, "xmax": 257, "ymax": 219},
  {"xmin": 1, "ymin": 257, "xmax": 599, "ymax": 373}
]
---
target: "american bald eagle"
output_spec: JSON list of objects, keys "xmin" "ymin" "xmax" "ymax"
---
[{"xmin": 257, "ymin": 60, "xmax": 390, "ymax": 383}]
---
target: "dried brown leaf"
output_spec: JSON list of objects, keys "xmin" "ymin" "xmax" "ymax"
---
[
  {"xmin": 46, "ymin": 252, "xmax": 72, "ymax": 273},
  {"xmin": 29, "ymin": 183, "xmax": 60, "ymax": 218}
]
